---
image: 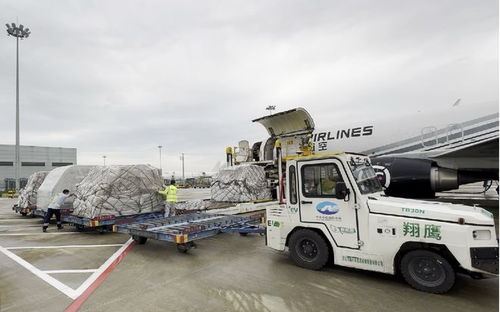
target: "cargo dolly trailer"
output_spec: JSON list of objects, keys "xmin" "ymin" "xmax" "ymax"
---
[
  {"xmin": 12, "ymin": 204, "xmax": 37, "ymax": 217},
  {"xmin": 62, "ymin": 211, "xmax": 165, "ymax": 232},
  {"xmin": 114, "ymin": 212, "xmax": 265, "ymax": 252},
  {"xmin": 32, "ymin": 207, "xmax": 165, "ymax": 232}
]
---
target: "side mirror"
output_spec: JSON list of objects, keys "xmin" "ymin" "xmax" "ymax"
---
[{"xmin": 335, "ymin": 182, "xmax": 350, "ymax": 200}]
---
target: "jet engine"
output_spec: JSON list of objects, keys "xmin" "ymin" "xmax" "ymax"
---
[{"xmin": 371, "ymin": 157, "xmax": 459, "ymax": 198}]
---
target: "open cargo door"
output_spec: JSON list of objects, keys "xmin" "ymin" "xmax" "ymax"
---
[{"xmin": 252, "ymin": 107, "xmax": 315, "ymax": 137}]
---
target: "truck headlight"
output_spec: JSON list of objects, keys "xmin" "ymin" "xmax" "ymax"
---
[{"xmin": 472, "ymin": 230, "xmax": 491, "ymax": 240}]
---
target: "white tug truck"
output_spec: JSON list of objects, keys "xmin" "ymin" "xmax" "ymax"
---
[{"xmin": 229, "ymin": 108, "xmax": 498, "ymax": 293}]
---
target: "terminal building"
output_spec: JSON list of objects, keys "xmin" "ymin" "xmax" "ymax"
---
[{"xmin": 0, "ymin": 144, "xmax": 77, "ymax": 191}]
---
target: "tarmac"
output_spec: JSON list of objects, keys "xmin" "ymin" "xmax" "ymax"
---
[{"xmin": 0, "ymin": 190, "xmax": 498, "ymax": 312}]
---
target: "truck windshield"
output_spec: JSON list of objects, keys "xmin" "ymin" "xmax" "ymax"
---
[{"xmin": 349, "ymin": 163, "xmax": 383, "ymax": 194}]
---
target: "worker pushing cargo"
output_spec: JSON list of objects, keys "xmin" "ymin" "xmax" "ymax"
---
[
  {"xmin": 42, "ymin": 189, "xmax": 73, "ymax": 232},
  {"xmin": 158, "ymin": 180, "xmax": 178, "ymax": 217}
]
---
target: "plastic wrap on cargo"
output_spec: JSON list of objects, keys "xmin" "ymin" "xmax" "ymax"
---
[
  {"xmin": 37, "ymin": 165, "xmax": 95, "ymax": 210},
  {"xmin": 173, "ymin": 200, "xmax": 235, "ymax": 212},
  {"xmin": 72, "ymin": 165, "xmax": 164, "ymax": 218},
  {"xmin": 174, "ymin": 200, "xmax": 211, "ymax": 211},
  {"xmin": 211, "ymin": 165, "xmax": 271, "ymax": 202},
  {"xmin": 17, "ymin": 171, "xmax": 49, "ymax": 208}
]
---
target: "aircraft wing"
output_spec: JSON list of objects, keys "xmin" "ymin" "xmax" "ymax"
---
[
  {"xmin": 383, "ymin": 133, "xmax": 499, "ymax": 170},
  {"xmin": 367, "ymin": 110, "xmax": 498, "ymax": 171},
  {"xmin": 431, "ymin": 135, "xmax": 498, "ymax": 159}
]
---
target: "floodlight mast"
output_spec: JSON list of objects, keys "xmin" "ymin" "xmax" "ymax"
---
[
  {"xmin": 266, "ymin": 105, "xmax": 276, "ymax": 115},
  {"xmin": 158, "ymin": 145, "xmax": 163, "ymax": 176},
  {"xmin": 6, "ymin": 22, "xmax": 31, "ymax": 191}
]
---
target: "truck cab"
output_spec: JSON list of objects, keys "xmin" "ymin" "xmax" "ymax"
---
[{"xmin": 266, "ymin": 152, "xmax": 498, "ymax": 293}]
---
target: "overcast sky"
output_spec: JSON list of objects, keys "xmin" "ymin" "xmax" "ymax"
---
[{"xmin": 0, "ymin": 0, "xmax": 498, "ymax": 177}]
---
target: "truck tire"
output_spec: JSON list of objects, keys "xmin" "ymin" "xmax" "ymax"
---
[
  {"xmin": 132, "ymin": 235, "xmax": 147, "ymax": 245},
  {"xmin": 289, "ymin": 229, "xmax": 329, "ymax": 270},
  {"xmin": 400, "ymin": 249, "xmax": 455, "ymax": 294}
]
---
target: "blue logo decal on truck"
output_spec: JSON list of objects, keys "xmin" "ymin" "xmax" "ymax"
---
[{"xmin": 316, "ymin": 201, "xmax": 339, "ymax": 215}]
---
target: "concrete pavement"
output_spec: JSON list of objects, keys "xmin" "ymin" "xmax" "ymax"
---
[{"xmin": 0, "ymin": 194, "xmax": 498, "ymax": 312}]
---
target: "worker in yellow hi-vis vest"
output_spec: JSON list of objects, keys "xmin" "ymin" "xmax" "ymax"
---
[{"xmin": 158, "ymin": 180, "xmax": 178, "ymax": 217}]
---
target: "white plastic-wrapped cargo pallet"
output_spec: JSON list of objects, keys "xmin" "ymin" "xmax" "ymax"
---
[
  {"xmin": 72, "ymin": 164, "xmax": 164, "ymax": 219},
  {"xmin": 37, "ymin": 165, "xmax": 95, "ymax": 210},
  {"xmin": 17, "ymin": 171, "xmax": 49, "ymax": 208},
  {"xmin": 211, "ymin": 164, "xmax": 271, "ymax": 202}
]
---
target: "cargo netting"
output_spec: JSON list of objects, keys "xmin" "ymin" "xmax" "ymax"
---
[
  {"xmin": 17, "ymin": 171, "xmax": 49, "ymax": 208},
  {"xmin": 72, "ymin": 165, "xmax": 164, "ymax": 218},
  {"xmin": 210, "ymin": 164, "xmax": 271, "ymax": 202}
]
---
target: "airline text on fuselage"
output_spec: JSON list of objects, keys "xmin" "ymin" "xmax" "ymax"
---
[{"xmin": 313, "ymin": 126, "xmax": 374, "ymax": 142}]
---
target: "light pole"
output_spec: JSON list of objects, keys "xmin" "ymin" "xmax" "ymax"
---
[
  {"xmin": 158, "ymin": 145, "xmax": 163, "ymax": 175},
  {"xmin": 266, "ymin": 105, "xmax": 276, "ymax": 115},
  {"xmin": 6, "ymin": 22, "xmax": 31, "ymax": 191},
  {"xmin": 180, "ymin": 153, "xmax": 185, "ymax": 181},
  {"xmin": 102, "ymin": 155, "xmax": 107, "ymax": 165}
]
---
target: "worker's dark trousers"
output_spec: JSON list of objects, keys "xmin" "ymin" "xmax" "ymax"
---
[{"xmin": 43, "ymin": 208, "xmax": 62, "ymax": 230}]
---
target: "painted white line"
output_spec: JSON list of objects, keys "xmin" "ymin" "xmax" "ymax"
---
[
  {"xmin": 74, "ymin": 238, "xmax": 133, "ymax": 297},
  {"xmin": 0, "ymin": 232, "xmax": 80, "ymax": 236},
  {"xmin": 44, "ymin": 269, "xmax": 98, "ymax": 274},
  {"xmin": 6, "ymin": 244, "xmax": 123, "ymax": 250},
  {"xmin": 0, "ymin": 219, "xmax": 39, "ymax": 222},
  {"xmin": 0, "ymin": 245, "xmax": 78, "ymax": 299},
  {"xmin": 0, "ymin": 224, "xmax": 42, "ymax": 228}
]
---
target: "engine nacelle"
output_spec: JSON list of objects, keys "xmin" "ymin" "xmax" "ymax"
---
[{"xmin": 371, "ymin": 157, "xmax": 458, "ymax": 198}]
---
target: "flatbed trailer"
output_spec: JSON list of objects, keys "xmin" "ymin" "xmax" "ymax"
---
[
  {"xmin": 12, "ymin": 204, "xmax": 37, "ymax": 217},
  {"xmin": 30, "ymin": 200, "xmax": 273, "ymax": 233},
  {"xmin": 63, "ymin": 211, "xmax": 166, "ymax": 232},
  {"xmin": 33, "ymin": 207, "xmax": 71, "ymax": 218},
  {"xmin": 114, "ymin": 211, "xmax": 265, "ymax": 252},
  {"xmin": 33, "ymin": 207, "xmax": 48, "ymax": 218},
  {"xmin": 33, "ymin": 207, "xmax": 165, "ymax": 232}
]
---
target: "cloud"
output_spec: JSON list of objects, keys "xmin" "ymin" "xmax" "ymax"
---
[{"xmin": 0, "ymin": 0, "xmax": 497, "ymax": 176}]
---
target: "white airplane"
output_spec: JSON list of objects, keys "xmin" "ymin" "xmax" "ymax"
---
[{"xmin": 234, "ymin": 102, "xmax": 498, "ymax": 198}]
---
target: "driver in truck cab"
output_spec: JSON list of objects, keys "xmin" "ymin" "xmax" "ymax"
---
[
  {"xmin": 321, "ymin": 174, "xmax": 336, "ymax": 195},
  {"xmin": 304, "ymin": 165, "xmax": 339, "ymax": 196}
]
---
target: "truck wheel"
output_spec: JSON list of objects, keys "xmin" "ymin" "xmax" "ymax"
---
[
  {"xmin": 132, "ymin": 235, "xmax": 147, "ymax": 245},
  {"xmin": 289, "ymin": 229, "xmax": 329, "ymax": 270},
  {"xmin": 21, "ymin": 212, "xmax": 27, "ymax": 216},
  {"xmin": 400, "ymin": 250, "xmax": 455, "ymax": 294}
]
